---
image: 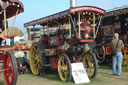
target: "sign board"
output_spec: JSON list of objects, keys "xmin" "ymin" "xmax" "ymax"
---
[{"xmin": 71, "ymin": 63, "xmax": 90, "ymax": 84}]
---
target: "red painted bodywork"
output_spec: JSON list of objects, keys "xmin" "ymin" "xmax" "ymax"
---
[
  {"xmin": 49, "ymin": 36, "xmax": 60, "ymax": 47},
  {"xmin": 106, "ymin": 46, "xmax": 128, "ymax": 55},
  {"xmin": 70, "ymin": 6, "xmax": 105, "ymax": 14},
  {"xmin": 80, "ymin": 23, "xmax": 93, "ymax": 38},
  {"xmin": 80, "ymin": 39, "xmax": 94, "ymax": 43},
  {"xmin": 40, "ymin": 35, "xmax": 60, "ymax": 48},
  {"xmin": 39, "ymin": 35, "xmax": 49, "ymax": 48},
  {"xmin": 0, "ymin": 53, "xmax": 6, "ymax": 61},
  {"xmin": 49, "ymin": 57, "xmax": 58, "ymax": 70},
  {"xmin": 0, "ymin": 34, "xmax": 6, "ymax": 40},
  {"xmin": 0, "ymin": 0, "xmax": 24, "ymax": 20},
  {"xmin": 24, "ymin": 6, "xmax": 105, "ymax": 27}
]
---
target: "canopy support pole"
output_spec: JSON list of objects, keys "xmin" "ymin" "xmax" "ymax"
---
[
  {"xmin": 47, "ymin": 24, "xmax": 49, "ymax": 37},
  {"xmin": 78, "ymin": 12, "xmax": 81, "ymax": 39},
  {"xmin": 93, "ymin": 13, "xmax": 96, "ymax": 39},
  {"xmin": 11, "ymin": 10, "xmax": 19, "ymax": 28},
  {"xmin": 8, "ymin": 10, "xmax": 19, "ymax": 36},
  {"xmin": 69, "ymin": 17, "xmax": 71, "ymax": 39},
  {"xmin": 95, "ymin": 16, "xmax": 102, "ymax": 37},
  {"xmin": 4, "ymin": 10, "xmax": 7, "ymax": 36},
  {"xmin": 70, "ymin": 15, "xmax": 79, "ymax": 38}
]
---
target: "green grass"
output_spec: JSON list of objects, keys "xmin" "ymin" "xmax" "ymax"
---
[
  {"xmin": 0, "ymin": 80, "xmax": 5, "ymax": 85},
  {"xmin": 90, "ymin": 77, "xmax": 103, "ymax": 83},
  {"xmin": 0, "ymin": 69, "xmax": 105, "ymax": 85},
  {"xmin": 99, "ymin": 64, "xmax": 112, "ymax": 70},
  {"xmin": 29, "ymin": 70, "xmax": 105, "ymax": 85},
  {"xmin": 99, "ymin": 64, "xmax": 128, "ymax": 73}
]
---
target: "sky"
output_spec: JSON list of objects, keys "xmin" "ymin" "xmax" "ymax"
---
[{"xmin": 8, "ymin": 0, "xmax": 128, "ymax": 39}]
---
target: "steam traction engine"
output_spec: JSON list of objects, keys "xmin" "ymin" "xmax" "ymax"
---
[
  {"xmin": 95, "ymin": 6, "xmax": 128, "ymax": 70},
  {"xmin": 0, "ymin": 0, "xmax": 24, "ymax": 85},
  {"xmin": 24, "ymin": 6, "xmax": 105, "ymax": 81}
]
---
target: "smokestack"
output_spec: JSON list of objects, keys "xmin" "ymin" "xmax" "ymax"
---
[{"xmin": 70, "ymin": 0, "xmax": 76, "ymax": 8}]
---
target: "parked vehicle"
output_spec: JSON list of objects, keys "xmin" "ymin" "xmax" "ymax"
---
[
  {"xmin": 0, "ymin": 0, "xmax": 24, "ymax": 85},
  {"xmin": 24, "ymin": 2, "xmax": 105, "ymax": 81},
  {"xmin": 95, "ymin": 6, "xmax": 128, "ymax": 67}
]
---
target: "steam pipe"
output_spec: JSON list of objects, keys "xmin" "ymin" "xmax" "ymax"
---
[
  {"xmin": 70, "ymin": 0, "xmax": 76, "ymax": 8},
  {"xmin": 70, "ymin": 0, "xmax": 77, "ymax": 38}
]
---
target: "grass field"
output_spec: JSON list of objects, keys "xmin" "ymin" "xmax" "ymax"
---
[
  {"xmin": 0, "ymin": 70, "xmax": 105, "ymax": 85},
  {"xmin": 24, "ymin": 70, "xmax": 106, "ymax": 85},
  {"xmin": 1, "ymin": 64, "xmax": 128, "ymax": 85},
  {"xmin": 0, "ymin": 80, "xmax": 5, "ymax": 85}
]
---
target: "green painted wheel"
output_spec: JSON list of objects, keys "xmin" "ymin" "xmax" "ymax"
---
[{"xmin": 58, "ymin": 54, "xmax": 72, "ymax": 81}]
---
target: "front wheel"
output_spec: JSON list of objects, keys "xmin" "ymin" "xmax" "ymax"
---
[
  {"xmin": 58, "ymin": 54, "xmax": 72, "ymax": 81},
  {"xmin": 82, "ymin": 51, "xmax": 98, "ymax": 78},
  {"xmin": 3, "ymin": 52, "xmax": 17, "ymax": 85}
]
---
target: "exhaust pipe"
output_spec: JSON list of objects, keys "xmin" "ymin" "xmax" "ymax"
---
[{"xmin": 70, "ymin": 0, "xmax": 76, "ymax": 8}]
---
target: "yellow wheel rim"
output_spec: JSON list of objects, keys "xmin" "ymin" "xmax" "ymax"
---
[
  {"xmin": 58, "ymin": 55, "xmax": 69, "ymax": 81},
  {"xmin": 29, "ymin": 44, "xmax": 41, "ymax": 75},
  {"xmin": 82, "ymin": 54, "xmax": 95, "ymax": 77}
]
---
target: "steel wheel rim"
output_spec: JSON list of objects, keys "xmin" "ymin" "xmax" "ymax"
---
[
  {"xmin": 82, "ymin": 54, "xmax": 95, "ymax": 77},
  {"xmin": 58, "ymin": 56, "xmax": 69, "ymax": 81},
  {"xmin": 29, "ymin": 44, "xmax": 41, "ymax": 75},
  {"xmin": 3, "ymin": 54, "xmax": 13, "ymax": 85}
]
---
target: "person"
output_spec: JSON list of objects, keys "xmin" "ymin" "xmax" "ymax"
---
[
  {"xmin": 23, "ymin": 52, "xmax": 30, "ymax": 72},
  {"xmin": 111, "ymin": 33, "xmax": 124, "ymax": 76}
]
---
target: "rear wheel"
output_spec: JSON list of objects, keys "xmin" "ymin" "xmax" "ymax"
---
[
  {"xmin": 29, "ymin": 43, "xmax": 45, "ymax": 75},
  {"xmin": 58, "ymin": 54, "xmax": 72, "ymax": 81},
  {"xmin": 82, "ymin": 51, "xmax": 98, "ymax": 78},
  {"xmin": 3, "ymin": 52, "xmax": 17, "ymax": 85}
]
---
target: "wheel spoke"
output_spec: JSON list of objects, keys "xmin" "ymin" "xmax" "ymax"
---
[
  {"xmin": 64, "ymin": 71, "xmax": 68, "ymax": 79},
  {"xmin": 33, "ymin": 46, "xmax": 37, "ymax": 52},
  {"xmin": 29, "ymin": 43, "xmax": 43, "ymax": 75},
  {"xmin": 58, "ymin": 54, "xmax": 71, "ymax": 81},
  {"xmin": 82, "ymin": 52, "xmax": 96, "ymax": 78},
  {"xmin": 31, "ymin": 55, "xmax": 36, "ymax": 60},
  {"xmin": 36, "ymin": 48, "xmax": 40, "ymax": 55},
  {"xmin": 7, "ymin": 72, "xmax": 12, "ymax": 78},
  {"xmin": 33, "ymin": 63, "xmax": 38, "ymax": 69},
  {"xmin": 62, "ymin": 57, "xmax": 65, "ymax": 65},
  {"xmin": 38, "ymin": 63, "xmax": 41, "ymax": 68},
  {"xmin": 3, "ymin": 53, "xmax": 17, "ymax": 85},
  {"xmin": 32, "ymin": 47, "xmax": 36, "ymax": 55}
]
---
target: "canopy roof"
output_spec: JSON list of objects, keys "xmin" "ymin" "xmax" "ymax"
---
[
  {"xmin": 0, "ymin": 0, "xmax": 24, "ymax": 20},
  {"xmin": 105, "ymin": 5, "xmax": 128, "ymax": 17},
  {"xmin": 24, "ymin": 6, "xmax": 105, "ymax": 27}
]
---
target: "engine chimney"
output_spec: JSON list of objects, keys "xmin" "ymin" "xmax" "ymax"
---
[{"xmin": 70, "ymin": 0, "xmax": 76, "ymax": 8}]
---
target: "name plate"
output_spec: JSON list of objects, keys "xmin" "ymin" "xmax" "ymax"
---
[{"xmin": 71, "ymin": 63, "xmax": 90, "ymax": 84}]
